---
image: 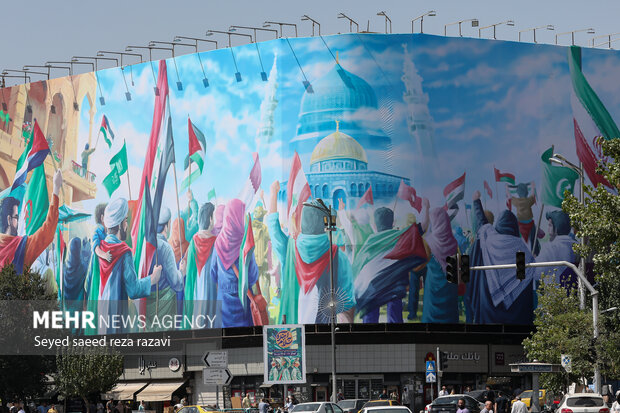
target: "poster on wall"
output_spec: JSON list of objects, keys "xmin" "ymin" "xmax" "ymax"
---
[{"xmin": 263, "ymin": 324, "xmax": 306, "ymax": 384}]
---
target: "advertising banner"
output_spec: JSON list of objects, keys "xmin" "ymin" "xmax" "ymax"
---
[{"xmin": 263, "ymin": 324, "xmax": 306, "ymax": 384}]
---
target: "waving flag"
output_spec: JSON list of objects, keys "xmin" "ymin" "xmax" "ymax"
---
[
  {"xmin": 180, "ymin": 117, "xmax": 207, "ymax": 191},
  {"xmin": 11, "ymin": 120, "xmax": 50, "ymax": 192},
  {"xmin": 494, "ymin": 167, "xmax": 515, "ymax": 185},
  {"xmin": 444, "ymin": 172, "xmax": 466, "ymax": 209},
  {"xmin": 152, "ymin": 117, "xmax": 176, "ymax": 228},
  {"xmin": 100, "ymin": 115, "xmax": 115, "ymax": 148},
  {"xmin": 484, "ymin": 180, "xmax": 493, "ymax": 199},
  {"xmin": 238, "ymin": 214, "xmax": 255, "ymax": 307},
  {"xmin": 102, "ymin": 141, "xmax": 129, "ymax": 197},
  {"xmin": 540, "ymin": 147, "xmax": 579, "ymax": 208},
  {"xmin": 239, "ymin": 152, "xmax": 262, "ymax": 208},
  {"xmin": 287, "ymin": 152, "xmax": 311, "ymax": 226},
  {"xmin": 396, "ymin": 180, "xmax": 422, "ymax": 212},
  {"xmin": 18, "ymin": 163, "xmax": 48, "ymax": 236},
  {"xmin": 568, "ymin": 46, "xmax": 615, "ymax": 188},
  {"xmin": 356, "ymin": 185, "xmax": 374, "ymax": 209}
]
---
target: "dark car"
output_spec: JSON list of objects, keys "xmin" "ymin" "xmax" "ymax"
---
[
  {"xmin": 428, "ymin": 395, "xmax": 483, "ymax": 413},
  {"xmin": 338, "ymin": 400, "xmax": 369, "ymax": 413}
]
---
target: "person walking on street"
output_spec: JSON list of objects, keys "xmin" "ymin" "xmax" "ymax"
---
[
  {"xmin": 243, "ymin": 394, "xmax": 251, "ymax": 411},
  {"xmin": 285, "ymin": 397, "xmax": 294, "ymax": 412},
  {"xmin": 439, "ymin": 386, "xmax": 449, "ymax": 397},
  {"xmin": 259, "ymin": 399, "xmax": 270, "ymax": 413},
  {"xmin": 495, "ymin": 392, "xmax": 508, "ymax": 413},
  {"xmin": 379, "ymin": 390, "xmax": 388, "ymax": 400},
  {"xmin": 457, "ymin": 399, "xmax": 470, "ymax": 413},
  {"xmin": 138, "ymin": 402, "xmax": 145, "ymax": 413},
  {"xmin": 47, "ymin": 406, "xmax": 57, "ymax": 413},
  {"xmin": 480, "ymin": 401, "xmax": 493, "ymax": 413},
  {"xmin": 511, "ymin": 396, "xmax": 527, "ymax": 413},
  {"xmin": 610, "ymin": 392, "xmax": 619, "ymax": 413},
  {"xmin": 484, "ymin": 386, "xmax": 497, "ymax": 413}
]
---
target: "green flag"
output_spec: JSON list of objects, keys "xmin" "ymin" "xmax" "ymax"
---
[
  {"xmin": 110, "ymin": 141, "xmax": 128, "ymax": 175},
  {"xmin": 19, "ymin": 164, "xmax": 49, "ymax": 236},
  {"xmin": 208, "ymin": 188, "xmax": 216, "ymax": 200},
  {"xmin": 541, "ymin": 147, "xmax": 580, "ymax": 208},
  {"xmin": 102, "ymin": 165, "xmax": 121, "ymax": 197}
]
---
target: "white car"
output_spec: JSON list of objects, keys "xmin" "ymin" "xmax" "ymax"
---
[
  {"xmin": 556, "ymin": 393, "xmax": 609, "ymax": 413},
  {"xmin": 361, "ymin": 406, "xmax": 413, "ymax": 413},
  {"xmin": 292, "ymin": 402, "xmax": 345, "ymax": 413}
]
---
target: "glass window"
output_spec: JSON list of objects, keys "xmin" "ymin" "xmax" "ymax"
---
[
  {"xmin": 323, "ymin": 185, "xmax": 329, "ymax": 199},
  {"xmin": 351, "ymin": 183, "xmax": 357, "ymax": 196},
  {"xmin": 293, "ymin": 404, "xmax": 322, "ymax": 412},
  {"xmin": 332, "ymin": 405, "xmax": 344, "ymax": 413},
  {"xmin": 566, "ymin": 397, "xmax": 604, "ymax": 407},
  {"xmin": 325, "ymin": 404, "xmax": 333, "ymax": 413}
]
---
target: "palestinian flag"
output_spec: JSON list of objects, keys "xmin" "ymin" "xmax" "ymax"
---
[
  {"xmin": 11, "ymin": 120, "xmax": 50, "ymax": 192},
  {"xmin": 356, "ymin": 185, "xmax": 374, "ymax": 209},
  {"xmin": 238, "ymin": 213, "xmax": 255, "ymax": 307},
  {"xmin": 568, "ymin": 46, "xmax": 615, "ymax": 188},
  {"xmin": 180, "ymin": 117, "xmax": 206, "ymax": 191},
  {"xmin": 100, "ymin": 115, "xmax": 115, "ymax": 148},
  {"xmin": 353, "ymin": 223, "xmax": 428, "ymax": 317},
  {"xmin": 494, "ymin": 167, "xmax": 515, "ymax": 185}
]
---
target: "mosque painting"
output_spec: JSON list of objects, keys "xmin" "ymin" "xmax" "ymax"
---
[{"xmin": 0, "ymin": 33, "xmax": 614, "ymax": 333}]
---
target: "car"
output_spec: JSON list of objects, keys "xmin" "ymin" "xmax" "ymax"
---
[
  {"xmin": 339, "ymin": 399, "xmax": 370, "ymax": 413},
  {"xmin": 292, "ymin": 402, "xmax": 345, "ymax": 413},
  {"xmin": 556, "ymin": 393, "xmax": 609, "ymax": 413},
  {"xmin": 360, "ymin": 400, "xmax": 401, "ymax": 413},
  {"xmin": 360, "ymin": 406, "xmax": 413, "ymax": 413},
  {"xmin": 511, "ymin": 390, "xmax": 548, "ymax": 409},
  {"xmin": 176, "ymin": 406, "xmax": 219, "ymax": 413},
  {"xmin": 466, "ymin": 390, "xmax": 512, "ymax": 404},
  {"xmin": 424, "ymin": 394, "xmax": 484, "ymax": 413}
]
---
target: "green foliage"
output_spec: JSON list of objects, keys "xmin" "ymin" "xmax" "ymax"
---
[
  {"xmin": 0, "ymin": 264, "xmax": 57, "ymax": 301},
  {"xmin": 54, "ymin": 347, "xmax": 123, "ymax": 411}
]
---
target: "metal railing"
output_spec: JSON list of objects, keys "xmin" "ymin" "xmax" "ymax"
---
[{"xmin": 71, "ymin": 160, "xmax": 96, "ymax": 183}]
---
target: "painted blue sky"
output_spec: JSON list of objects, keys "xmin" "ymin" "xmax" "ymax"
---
[{"xmin": 69, "ymin": 33, "xmax": 620, "ymax": 228}]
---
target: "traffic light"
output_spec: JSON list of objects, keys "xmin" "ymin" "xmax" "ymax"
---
[
  {"xmin": 460, "ymin": 254, "xmax": 470, "ymax": 283},
  {"xmin": 440, "ymin": 351, "xmax": 449, "ymax": 370},
  {"xmin": 516, "ymin": 251, "xmax": 526, "ymax": 280},
  {"xmin": 446, "ymin": 255, "xmax": 458, "ymax": 284}
]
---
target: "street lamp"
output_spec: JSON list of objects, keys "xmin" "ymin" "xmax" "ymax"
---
[
  {"xmin": 411, "ymin": 10, "xmax": 436, "ymax": 34},
  {"xmin": 206, "ymin": 30, "xmax": 253, "ymax": 46},
  {"xmin": 591, "ymin": 32, "xmax": 620, "ymax": 48},
  {"xmin": 337, "ymin": 13, "xmax": 359, "ymax": 33},
  {"xmin": 518, "ymin": 25, "xmax": 554, "ymax": 43},
  {"xmin": 549, "ymin": 152, "xmax": 586, "ymax": 311},
  {"xmin": 174, "ymin": 36, "xmax": 217, "ymax": 88},
  {"xmin": 302, "ymin": 199, "xmax": 338, "ymax": 402},
  {"xmin": 263, "ymin": 21, "xmax": 298, "ymax": 38},
  {"xmin": 555, "ymin": 28, "xmax": 595, "ymax": 45},
  {"xmin": 445, "ymin": 19, "xmax": 480, "ymax": 37},
  {"xmin": 377, "ymin": 11, "xmax": 392, "ymax": 34},
  {"xmin": 301, "ymin": 15, "xmax": 321, "ymax": 36},
  {"xmin": 229, "ymin": 25, "xmax": 278, "ymax": 40},
  {"xmin": 97, "ymin": 50, "xmax": 143, "ymax": 65},
  {"xmin": 478, "ymin": 20, "xmax": 515, "ymax": 39}
]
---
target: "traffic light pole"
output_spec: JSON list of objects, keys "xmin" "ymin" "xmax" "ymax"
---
[{"xmin": 470, "ymin": 260, "xmax": 600, "ymax": 393}]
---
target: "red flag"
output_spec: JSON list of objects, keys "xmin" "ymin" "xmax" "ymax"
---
[
  {"xmin": 574, "ymin": 119, "xmax": 611, "ymax": 188},
  {"xmin": 356, "ymin": 186, "xmax": 374, "ymax": 209},
  {"xmin": 494, "ymin": 167, "xmax": 515, "ymax": 184},
  {"xmin": 484, "ymin": 180, "xmax": 493, "ymax": 199},
  {"xmin": 286, "ymin": 152, "xmax": 311, "ymax": 228},
  {"xmin": 397, "ymin": 180, "xmax": 422, "ymax": 212}
]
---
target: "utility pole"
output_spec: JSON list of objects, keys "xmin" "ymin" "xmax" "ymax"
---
[{"xmin": 436, "ymin": 346, "xmax": 441, "ymax": 397}]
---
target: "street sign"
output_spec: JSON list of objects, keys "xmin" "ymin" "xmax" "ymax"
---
[
  {"xmin": 203, "ymin": 367, "xmax": 233, "ymax": 385},
  {"xmin": 510, "ymin": 363, "xmax": 562, "ymax": 373},
  {"xmin": 426, "ymin": 371, "xmax": 436, "ymax": 383},
  {"xmin": 204, "ymin": 351, "xmax": 228, "ymax": 368},
  {"xmin": 561, "ymin": 354, "xmax": 572, "ymax": 373},
  {"xmin": 426, "ymin": 360, "xmax": 436, "ymax": 372}
]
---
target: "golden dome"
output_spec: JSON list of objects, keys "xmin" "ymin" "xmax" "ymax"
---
[{"xmin": 310, "ymin": 130, "xmax": 368, "ymax": 165}]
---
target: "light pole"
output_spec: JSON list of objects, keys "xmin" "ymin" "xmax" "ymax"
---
[
  {"xmin": 229, "ymin": 25, "xmax": 278, "ymax": 40},
  {"xmin": 377, "ymin": 11, "xmax": 392, "ymax": 34},
  {"xmin": 445, "ymin": 19, "xmax": 479, "ymax": 37},
  {"xmin": 149, "ymin": 40, "xmax": 197, "ymax": 55},
  {"xmin": 478, "ymin": 20, "xmax": 515, "ymax": 39},
  {"xmin": 301, "ymin": 15, "xmax": 321, "ymax": 36},
  {"xmin": 337, "ymin": 13, "xmax": 359, "ymax": 33},
  {"xmin": 518, "ymin": 25, "xmax": 554, "ymax": 43},
  {"xmin": 97, "ymin": 50, "xmax": 143, "ymax": 65},
  {"xmin": 206, "ymin": 30, "xmax": 253, "ymax": 46},
  {"xmin": 174, "ymin": 36, "xmax": 218, "ymax": 50},
  {"xmin": 555, "ymin": 28, "xmax": 595, "ymax": 45},
  {"xmin": 303, "ymin": 199, "xmax": 338, "ymax": 402},
  {"xmin": 411, "ymin": 10, "xmax": 436, "ymax": 34},
  {"xmin": 549, "ymin": 153, "xmax": 586, "ymax": 311},
  {"xmin": 591, "ymin": 32, "xmax": 620, "ymax": 48},
  {"xmin": 263, "ymin": 21, "xmax": 298, "ymax": 38}
]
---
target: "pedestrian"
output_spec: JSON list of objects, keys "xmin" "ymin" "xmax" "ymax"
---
[
  {"xmin": 511, "ymin": 396, "xmax": 527, "ymax": 413},
  {"xmin": 18, "ymin": 403, "xmax": 26, "ymax": 413},
  {"xmin": 258, "ymin": 399, "xmax": 270, "ymax": 413},
  {"xmin": 285, "ymin": 397, "xmax": 293, "ymax": 412},
  {"xmin": 457, "ymin": 399, "xmax": 470, "ymax": 413},
  {"xmin": 243, "ymin": 394, "xmax": 251, "ymax": 411},
  {"xmin": 611, "ymin": 391, "xmax": 620, "ymax": 413},
  {"xmin": 495, "ymin": 393, "xmax": 508, "ymax": 413},
  {"xmin": 47, "ymin": 405, "xmax": 57, "ymax": 413},
  {"xmin": 138, "ymin": 401, "xmax": 145, "ymax": 413},
  {"xmin": 484, "ymin": 386, "xmax": 496, "ymax": 413},
  {"xmin": 439, "ymin": 386, "xmax": 449, "ymax": 397},
  {"xmin": 337, "ymin": 390, "xmax": 345, "ymax": 402},
  {"xmin": 379, "ymin": 389, "xmax": 388, "ymax": 400},
  {"xmin": 97, "ymin": 402, "xmax": 104, "ymax": 413},
  {"xmin": 105, "ymin": 401, "xmax": 114, "ymax": 413},
  {"xmin": 480, "ymin": 401, "xmax": 493, "ymax": 413}
]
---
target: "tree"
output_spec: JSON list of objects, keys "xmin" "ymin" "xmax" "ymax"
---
[
  {"xmin": 0, "ymin": 264, "xmax": 57, "ymax": 408},
  {"xmin": 54, "ymin": 347, "xmax": 123, "ymax": 413}
]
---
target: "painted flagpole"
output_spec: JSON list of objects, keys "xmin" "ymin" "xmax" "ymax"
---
[
  {"xmin": 94, "ymin": 124, "xmax": 102, "ymax": 149},
  {"xmin": 187, "ymin": 115, "xmax": 192, "ymax": 194},
  {"xmin": 125, "ymin": 139, "xmax": 132, "ymax": 200},
  {"xmin": 533, "ymin": 204, "xmax": 545, "ymax": 255},
  {"xmin": 494, "ymin": 169, "xmax": 499, "ymax": 212}
]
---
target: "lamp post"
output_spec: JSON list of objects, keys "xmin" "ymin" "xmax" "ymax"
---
[
  {"xmin": 263, "ymin": 21, "xmax": 298, "ymax": 38},
  {"xmin": 377, "ymin": 11, "xmax": 392, "ymax": 34},
  {"xmin": 97, "ymin": 50, "xmax": 143, "ymax": 65},
  {"xmin": 518, "ymin": 25, "xmax": 554, "ymax": 43},
  {"xmin": 591, "ymin": 32, "xmax": 620, "ymax": 48},
  {"xmin": 411, "ymin": 10, "xmax": 436, "ymax": 34},
  {"xmin": 337, "ymin": 13, "xmax": 359, "ymax": 33},
  {"xmin": 444, "ymin": 19, "xmax": 479, "ymax": 37},
  {"xmin": 303, "ymin": 199, "xmax": 338, "ymax": 402},
  {"xmin": 301, "ymin": 15, "xmax": 321, "ymax": 36},
  {"xmin": 478, "ymin": 20, "xmax": 515, "ymax": 39},
  {"xmin": 206, "ymin": 30, "xmax": 253, "ymax": 46},
  {"xmin": 229, "ymin": 25, "xmax": 278, "ymax": 40},
  {"xmin": 72, "ymin": 56, "xmax": 119, "ymax": 71},
  {"xmin": 549, "ymin": 152, "xmax": 586, "ymax": 311},
  {"xmin": 555, "ymin": 28, "xmax": 595, "ymax": 45}
]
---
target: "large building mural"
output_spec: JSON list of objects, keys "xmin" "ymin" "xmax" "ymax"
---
[{"xmin": 0, "ymin": 33, "xmax": 616, "ymax": 332}]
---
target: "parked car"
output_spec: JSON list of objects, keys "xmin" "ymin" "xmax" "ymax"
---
[
  {"xmin": 556, "ymin": 393, "xmax": 608, "ymax": 413},
  {"xmin": 424, "ymin": 394, "xmax": 484, "ymax": 413},
  {"xmin": 466, "ymin": 390, "xmax": 512, "ymax": 404},
  {"xmin": 176, "ymin": 406, "xmax": 219, "ymax": 413},
  {"xmin": 360, "ymin": 400, "xmax": 401, "ymax": 413},
  {"xmin": 511, "ymin": 390, "xmax": 548, "ymax": 409},
  {"xmin": 292, "ymin": 402, "xmax": 345, "ymax": 413},
  {"xmin": 360, "ymin": 406, "xmax": 412, "ymax": 413},
  {"xmin": 339, "ymin": 400, "xmax": 369, "ymax": 413}
]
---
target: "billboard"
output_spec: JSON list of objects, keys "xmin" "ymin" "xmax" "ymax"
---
[
  {"xmin": 263, "ymin": 325, "xmax": 306, "ymax": 384},
  {"xmin": 0, "ymin": 33, "xmax": 615, "ymax": 336}
]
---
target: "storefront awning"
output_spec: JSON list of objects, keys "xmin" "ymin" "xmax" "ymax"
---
[
  {"xmin": 102, "ymin": 382, "xmax": 148, "ymax": 400},
  {"xmin": 135, "ymin": 381, "xmax": 185, "ymax": 402}
]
